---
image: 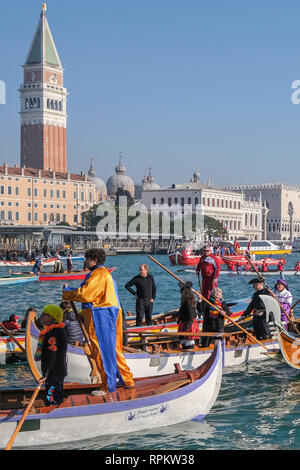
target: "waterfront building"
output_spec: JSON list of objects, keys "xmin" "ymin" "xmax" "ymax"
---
[
  {"xmin": 142, "ymin": 170, "xmax": 262, "ymax": 241},
  {"xmin": 223, "ymin": 183, "xmax": 300, "ymax": 241},
  {"xmin": 0, "ymin": 164, "xmax": 99, "ymax": 226}
]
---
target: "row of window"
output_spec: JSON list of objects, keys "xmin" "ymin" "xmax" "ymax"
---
[
  {"xmin": 1, "ymin": 177, "xmax": 93, "ymax": 189},
  {"xmin": 25, "ymin": 98, "xmax": 40, "ymax": 110},
  {"xmin": 268, "ymin": 223, "xmax": 300, "ymax": 232},
  {"xmin": 47, "ymin": 99, "xmax": 63, "ymax": 111},
  {"xmin": 245, "ymin": 214, "xmax": 259, "ymax": 227},
  {"xmin": 0, "ymin": 211, "xmax": 70, "ymax": 223},
  {"xmin": 151, "ymin": 197, "xmax": 241, "ymax": 209},
  {"xmin": 0, "ymin": 186, "xmax": 93, "ymax": 201}
]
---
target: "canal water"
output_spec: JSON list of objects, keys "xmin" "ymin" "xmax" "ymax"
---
[{"xmin": 0, "ymin": 252, "xmax": 300, "ymax": 450}]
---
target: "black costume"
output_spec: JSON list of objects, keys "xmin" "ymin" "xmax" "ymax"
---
[
  {"xmin": 36, "ymin": 324, "xmax": 68, "ymax": 405},
  {"xmin": 201, "ymin": 297, "xmax": 230, "ymax": 348},
  {"xmin": 125, "ymin": 274, "xmax": 156, "ymax": 326},
  {"xmin": 241, "ymin": 287, "xmax": 271, "ymax": 340}
]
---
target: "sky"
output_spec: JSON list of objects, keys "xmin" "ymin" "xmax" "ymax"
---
[{"xmin": 1, "ymin": 0, "xmax": 300, "ymax": 188}]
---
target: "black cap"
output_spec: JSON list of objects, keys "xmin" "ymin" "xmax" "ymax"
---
[{"xmin": 248, "ymin": 277, "xmax": 265, "ymax": 285}]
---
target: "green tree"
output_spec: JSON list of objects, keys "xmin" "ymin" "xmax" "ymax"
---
[{"xmin": 204, "ymin": 216, "xmax": 228, "ymax": 240}]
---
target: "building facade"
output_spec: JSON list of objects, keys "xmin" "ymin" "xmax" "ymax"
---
[
  {"xmin": 0, "ymin": 165, "xmax": 99, "ymax": 227},
  {"xmin": 19, "ymin": 3, "xmax": 68, "ymax": 173},
  {"xmin": 224, "ymin": 183, "xmax": 300, "ymax": 241},
  {"xmin": 142, "ymin": 172, "xmax": 262, "ymax": 240}
]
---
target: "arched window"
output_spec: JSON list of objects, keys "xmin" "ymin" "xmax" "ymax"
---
[
  {"xmin": 0, "ymin": 211, "xmax": 5, "ymax": 220},
  {"xmin": 152, "ymin": 198, "xmax": 156, "ymax": 204},
  {"xmin": 195, "ymin": 197, "xmax": 198, "ymax": 205},
  {"xmin": 8, "ymin": 211, "xmax": 12, "ymax": 221},
  {"xmin": 59, "ymin": 101, "xmax": 62, "ymax": 111},
  {"xmin": 51, "ymin": 100, "xmax": 54, "ymax": 110},
  {"xmin": 47, "ymin": 99, "xmax": 50, "ymax": 109},
  {"xmin": 55, "ymin": 100, "xmax": 58, "ymax": 110},
  {"xmin": 37, "ymin": 98, "xmax": 40, "ymax": 108}
]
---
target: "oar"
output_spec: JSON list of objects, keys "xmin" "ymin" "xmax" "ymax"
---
[
  {"xmin": 244, "ymin": 254, "xmax": 293, "ymax": 322},
  {"xmin": 147, "ymin": 255, "xmax": 270, "ymax": 352},
  {"xmin": 0, "ymin": 322, "xmax": 25, "ymax": 353},
  {"xmin": 5, "ymin": 382, "xmax": 42, "ymax": 450},
  {"xmin": 69, "ymin": 301, "xmax": 100, "ymax": 382},
  {"xmin": 291, "ymin": 298, "xmax": 300, "ymax": 310}
]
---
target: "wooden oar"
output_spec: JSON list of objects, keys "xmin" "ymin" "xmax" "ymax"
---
[
  {"xmin": 0, "ymin": 322, "xmax": 25, "ymax": 353},
  {"xmin": 291, "ymin": 298, "xmax": 300, "ymax": 311},
  {"xmin": 5, "ymin": 382, "xmax": 42, "ymax": 450},
  {"xmin": 69, "ymin": 301, "xmax": 100, "ymax": 382},
  {"xmin": 244, "ymin": 254, "xmax": 293, "ymax": 322},
  {"xmin": 147, "ymin": 255, "xmax": 270, "ymax": 352}
]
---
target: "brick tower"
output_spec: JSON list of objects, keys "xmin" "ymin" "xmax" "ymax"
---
[{"xmin": 19, "ymin": 3, "xmax": 68, "ymax": 173}]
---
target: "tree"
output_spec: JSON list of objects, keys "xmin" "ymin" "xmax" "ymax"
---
[{"xmin": 204, "ymin": 216, "xmax": 228, "ymax": 240}]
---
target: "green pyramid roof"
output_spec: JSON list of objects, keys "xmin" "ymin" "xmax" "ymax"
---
[{"xmin": 25, "ymin": 10, "xmax": 61, "ymax": 68}]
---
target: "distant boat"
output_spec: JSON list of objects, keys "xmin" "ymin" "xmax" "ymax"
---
[{"xmin": 238, "ymin": 240, "xmax": 292, "ymax": 255}]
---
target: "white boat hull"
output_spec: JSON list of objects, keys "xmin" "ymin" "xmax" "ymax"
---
[
  {"xmin": 28, "ymin": 320, "xmax": 279, "ymax": 383},
  {"xmin": 0, "ymin": 344, "xmax": 222, "ymax": 448}
]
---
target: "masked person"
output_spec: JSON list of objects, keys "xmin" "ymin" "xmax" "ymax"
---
[
  {"xmin": 240, "ymin": 277, "xmax": 272, "ymax": 340},
  {"xmin": 62, "ymin": 249, "xmax": 134, "ymax": 396},
  {"xmin": 35, "ymin": 305, "xmax": 67, "ymax": 406}
]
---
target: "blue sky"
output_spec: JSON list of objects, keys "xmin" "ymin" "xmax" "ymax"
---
[{"xmin": 1, "ymin": 0, "xmax": 300, "ymax": 187}]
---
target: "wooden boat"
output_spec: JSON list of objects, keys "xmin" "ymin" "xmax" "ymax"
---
[
  {"xmin": 221, "ymin": 255, "xmax": 285, "ymax": 271},
  {"xmin": 0, "ymin": 332, "xmax": 26, "ymax": 365},
  {"xmin": 0, "ymin": 257, "xmax": 58, "ymax": 268},
  {"xmin": 38, "ymin": 270, "xmax": 88, "ymax": 282},
  {"xmin": 182, "ymin": 268, "xmax": 300, "ymax": 276},
  {"xmin": 26, "ymin": 295, "xmax": 280, "ymax": 384},
  {"xmin": 0, "ymin": 274, "xmax": 38, "ymax": 287},
  {"xmin": 277, "ymin": 323, "xmax": 300, "ymax": 370},
  {"xmin": 38, "ymin": 267, "xmax": 116, "ymax": 282},
  {"xmin": 0, "ymin": 342, "xmax": 222, "ymax": 448}
]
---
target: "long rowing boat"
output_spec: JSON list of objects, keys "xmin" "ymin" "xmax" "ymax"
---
[
  {"xmin": 277, "ymin": 323, "xmax": 300, "ymax": 369},
  {"xmin": 0, "ymin": 342, "xmax": 222, "ymax": 448},
  {"xmin": 26, "ymin": 296, "xmax": 281, "ymax": 384}
]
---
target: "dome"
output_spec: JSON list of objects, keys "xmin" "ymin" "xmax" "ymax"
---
[
  {"xmin": 191, "ymin": 169, "xmax": 200, "ymax": 183},
  {"xmin": 142, "ymin": 167, "xmax": 160, "ymax": 191},
  {"xmin": 91, "ymin": 177, "xmax": 107, "ymax": 198},
  {"xmin": 106, "ymin": 155, "xmax": 135, "ymax": 198}
]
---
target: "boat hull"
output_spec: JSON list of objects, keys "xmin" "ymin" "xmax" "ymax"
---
[
  {"xmin": 0, "ymin": 344, "xmax": 222, "ymax": 448},
  {"xmin": 278, "ymin": 328, "xmax": 300, "ymax": 369},
  {"xmin": 27, "ymin": 313, "xmax": 278, "ymax": 384}
]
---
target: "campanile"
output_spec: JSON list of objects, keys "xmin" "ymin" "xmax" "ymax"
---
[{"xmin": 19, "ymin": 3, "xmax": 68, "ymax": 173}]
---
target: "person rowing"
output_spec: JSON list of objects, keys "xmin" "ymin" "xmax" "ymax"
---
[{"xmin": 239, "ymin": 277, "xmax": 272, "ymax": 340}]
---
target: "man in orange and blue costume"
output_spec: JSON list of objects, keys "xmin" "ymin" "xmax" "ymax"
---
[{"xmin": 62, "ymin": 249, "xmax": 134, "ymax": 395}]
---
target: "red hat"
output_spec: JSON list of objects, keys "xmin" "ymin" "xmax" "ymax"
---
[{"xmin": 9, "ymin": 314, "xmax": 19, "ymax": 321}]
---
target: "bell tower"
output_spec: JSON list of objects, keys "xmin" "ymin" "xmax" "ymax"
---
[{"xmin": 19, "ymin": 3, "xmax": 68, "ymax": 173}]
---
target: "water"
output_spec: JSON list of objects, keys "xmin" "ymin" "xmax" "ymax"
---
[{"xmin": 1, "ymin": 252, "xmax": 300, "ymax": 450}]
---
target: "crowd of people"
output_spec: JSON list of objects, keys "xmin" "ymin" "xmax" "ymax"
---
[{"xmin": 0, "ymin": 244, "xmax": 297, "ymax": 407}]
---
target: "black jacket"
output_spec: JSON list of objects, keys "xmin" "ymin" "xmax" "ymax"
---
[
  {"xmin": 125, "ymin": 274, "xmax": 156, "ymax": 300},
  {"xmin": 203, "ymin": 299, "xmax": 230, "ymax": 333},
  {"xmin": 242, "ymin": 288, "xmax": 271, "ymax": 318},
  {"xmin": 177, "ymin": 301, "xmax": 199, "ymax": 331},
  {"xmin": 41, "ymin": 325, "xmax": 68, "ymax": 379},
  {"xmin": 64, "ymin": 310, "xmax": 84, "ymax": 344}
]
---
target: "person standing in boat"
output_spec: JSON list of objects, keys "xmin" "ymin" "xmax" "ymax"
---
[
  {"xmin": 66, "ymin": 254, "xmax": 73, "ymax": 273},
  {"xmin": 273, "ymin": 279, "xmax": 293, "ymax": 329},
  {"xmin": 125, "ymin": 264, "xmax": 156, "ymax": 327},
  {"xmin": 62, "ymin": 248, "xmax": 134, "ymax": 396},
  {"xmin": 200, "ymin": 288, "xmax": 230, "ymax": 348},
  {"xmin": 196, "ymin": 245, "xmax": 221, "ymax": 300},
  {"xmin": 177, "ymin": 281, "xmax": 200, "ymax": 349},
  {"xmin": 240, "ymin": 277, "xmax": 272, "ymax": 340},
  {"xmin": 35, "ymin": 305, "xmax": 67, "ymax": 406}
]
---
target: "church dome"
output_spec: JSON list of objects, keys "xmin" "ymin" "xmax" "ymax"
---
[
  {"xmin": 191, "ymin": 169, "xmax": 201, "ymax": 183},
  {"xmin": 142, "ymin": 167, "xmax": 160, "ymax": 190},
  {"xmin": 106, "ymin": 154, "xmax": 135, "ymax": 198}
]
